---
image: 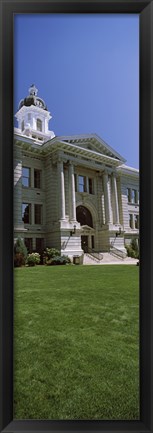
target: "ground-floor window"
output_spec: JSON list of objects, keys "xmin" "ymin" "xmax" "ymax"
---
[
  {"xmin": 24, "ymin": 238, "xmax": 32, "ymax": 253},
  {"xmin": 36, "ymin": 238, "xmax": 44, "ymax": 253}
]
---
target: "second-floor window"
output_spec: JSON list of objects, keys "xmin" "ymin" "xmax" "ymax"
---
[
  {"xmin": 127, "ymin": 188, "xmax": 139, "ymax": 204},
  {"xmin": 131, "ymin": 189, "xmax": 137, "ymax": 204},
  {"xmin": 75, "ymin": 174, "xmax": 94, "ymax": 194},
  {"xmin": 127, "ymin": 188, "xmax": 131, "ymax": 203},
  {"xmin": 22, "ymin": 167, "xmax": 30, "ymax": 187},
  {"xmin": 34, "ymin": 169, "xmax": 41, "ymax": 189},
  {"xmin": 89, "ymin": 178, "xmax": 94, "ymax": 194},
  {"xmin": 78, "ymin": 175, "xmax": 86, "ymax": 193}
]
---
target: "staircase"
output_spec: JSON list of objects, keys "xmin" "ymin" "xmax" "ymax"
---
[{"xmin": 83, "ymin": 252, "xmax": 138, "ymax": 265}]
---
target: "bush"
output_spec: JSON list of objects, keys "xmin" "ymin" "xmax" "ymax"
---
[
  {"xmin": 14, "ymin": 252, "xmax": 25, "ymax": 267},
  {"xmin": 27, "ymin": 252, "xmax": 40, "ymax": 267},
  {"xmin": 46, "ymin": 255, "xmax": 71, "ymax": 266},
  {"xmin": 125, "ymin": 240, "xmax": 139, "ymax": 259},
  {"xmin": 14, "ymin": 238, "xmax": 27, "ymax": 267},
  {"xmin": 43, "ymin": 248, "xmax": 60, "ymax": 264}
]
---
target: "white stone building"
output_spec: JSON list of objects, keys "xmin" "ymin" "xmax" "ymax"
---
[{"xmin": 14, "ymin": 85, "xmax": 139, "ymax": 260}]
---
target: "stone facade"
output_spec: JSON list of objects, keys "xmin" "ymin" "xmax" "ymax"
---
[{"xmin": 14, "ymin": 86, "xmax": 139, "ymax": 258}]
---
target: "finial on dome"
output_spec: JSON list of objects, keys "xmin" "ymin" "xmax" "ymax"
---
[{"xmin": 29, "ymin": 84, "xmax": 38, "ymax": 96}]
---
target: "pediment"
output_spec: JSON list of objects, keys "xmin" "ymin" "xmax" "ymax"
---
[{"xmin": 59, "ymin": 133, "xmax": 126, "ymax": 163}]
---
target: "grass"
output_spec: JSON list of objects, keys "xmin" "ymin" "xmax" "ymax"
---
[{"xmin": 14, "ymin": 265, "xmax": 139, "ymax": 420}]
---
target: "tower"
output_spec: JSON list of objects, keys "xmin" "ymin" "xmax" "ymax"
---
[{"xmin": 15, "ymin": 84, "xmax": 55, "ymax": 144}]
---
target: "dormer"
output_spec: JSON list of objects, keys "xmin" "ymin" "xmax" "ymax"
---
[{"xmin": 15, "ymin": 84, "xmax": 55, "ymax": 144}]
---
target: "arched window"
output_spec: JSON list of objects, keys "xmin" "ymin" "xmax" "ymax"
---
[
  {"xmin": 76, "ymin": 206, "xmax": 93, "ymax": 228},
  {"xmin": 21, "ymin": 120, "xmax": 24, "ymax": 131},
  {"xmin": 37, "ymin": 118, "xmax": 42, "ymax": 132}
]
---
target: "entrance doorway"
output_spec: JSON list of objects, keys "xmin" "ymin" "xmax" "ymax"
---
[
  {"xmin": 81, "ymin": 236, "xmax": 88, "ymax": 252},
  {"xmin": 76, "ymin": 205, "xmax": 93, "ymax": 228}
]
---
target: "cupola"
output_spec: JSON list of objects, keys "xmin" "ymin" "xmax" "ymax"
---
[{"xmin": 15, "ymin": 85, "xmax": 55, "ymax": 144}]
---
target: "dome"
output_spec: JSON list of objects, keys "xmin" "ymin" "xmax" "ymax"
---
[{"xmin": 18, "ymin": 85, "xmax": 48, "ymax": 111}]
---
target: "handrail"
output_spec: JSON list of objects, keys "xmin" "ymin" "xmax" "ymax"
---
[
  {"xmin": 85, "ymin": 247, "xmax": 103, "ymax": 261},
  {"xmin": 110, "ymin": 245, "xmax": 127, "ymax": 260}
]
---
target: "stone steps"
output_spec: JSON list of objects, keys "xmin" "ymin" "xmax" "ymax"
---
[{"xmin": 83, "ymin": 253, "xmax": 138, "ymax": 265}]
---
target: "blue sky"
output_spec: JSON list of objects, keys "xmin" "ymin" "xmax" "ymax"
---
[{"xmin": 14, "ymin": 14, "xmax": 139, "ymax": 168}]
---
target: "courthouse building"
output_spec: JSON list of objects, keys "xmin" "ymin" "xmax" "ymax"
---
[{"xmin": 14, "ymin": 85, "xmax": 139, "ymax": 259}]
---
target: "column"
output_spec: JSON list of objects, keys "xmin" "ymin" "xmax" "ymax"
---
[
  {"xmin": 69, "ymin": 162, "xmax": 76, "ymax": 221},
  {"xmin": 112, "ymin": 174, "xmax": 120, "ymax": 224},
  {"xmin": 58, "ymin": 159, "xmax": 66, "ymax": 220},
  {"xmin": 103, "ymin": 172, "xmax": 111, "ymax": 224}
]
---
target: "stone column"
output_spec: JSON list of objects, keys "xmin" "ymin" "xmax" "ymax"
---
[
  {"xmin": 69, "ymin": 162, "xmax": 76, "ymax": 221},
  {"xmin": 58, "ymin": 159, "xmax": 66, "ymax": 220},
  {"xmin": 112, "ymin": 174, "xmax": 120, "ymax": 224},
  {"xmin": 103, "ymin": 172, "xmax": 111, "ymax": 224}
]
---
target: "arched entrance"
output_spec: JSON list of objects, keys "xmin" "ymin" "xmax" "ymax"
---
[{"xmin": 76, "ymin": 206, "xmax": 94, "ymax": 252}]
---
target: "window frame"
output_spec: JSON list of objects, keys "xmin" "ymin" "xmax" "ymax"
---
[
  {"xmin": 34, "ymin": 204, "xmax": 43, "ymax": 225},
  {"xmin": 22, "ymin": 203, "xmax": 31, "ymax": 224}
]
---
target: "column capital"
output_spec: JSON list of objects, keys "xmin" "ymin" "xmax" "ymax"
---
[
  {"xmin": 57, "ymin": 157, "xmax": 63, "ymax": 165},
  {"xmin": 112, "ymin": 171, "xmax": 118, "ymax": 179}
]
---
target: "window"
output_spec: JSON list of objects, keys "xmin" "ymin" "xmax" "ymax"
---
[
  {"xmin": 36, "ymin": 238, "xmax": 44, "ymax": 252},
  {"xmin": 92, "ymin": 235, "xmax": 95, "ymax": 249},
  {"xmin": 78, "ymin": 175, "xmax": 86, "ymax": 193},
  {"xmin": 35, "ymin": 204, "xmax": 42, "ymax": 224},
  {"xmin": 34, "ymin": 169, "xmax": 41, "ymax": 189},
  {"xmin": 131, "ymin": 189, "xmax": 137, "ymax": 204},
  {"xmin": 134, "ymin": 215, "xmax": 139, "ymax": 229},
  {"xmin": 24, "ymin": 238, "xmax": 32, "ymax": 253},
  {"xmin": 89, "ymin": 178, "xmax": 94, "ymax": 194},
  {"xmin": 22, "ymin": 203, "xmax": 31, "ymax": 224},
  {"xmin": 22, "ymin": 167, "xmax": 30, "ymax": 187},
  {"xmin": 37, "ymin": 118, "xmax": 42, "ymax": 132},
  {"xmin": 129, "ymin": 214, "xmax": 133, "ymax": 229},
  {"xmin": 127, "ymin": 188, "xmax": 131, "ymax": 203}
]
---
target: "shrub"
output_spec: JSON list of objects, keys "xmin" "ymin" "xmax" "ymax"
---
[
  {"xmin": 14, "ymin": 252, "xmax": 25, "ymax": 267},
  {"xmin": 125, "ymin": 240, "xmax": 139, "ymax": 259},
  {"xmin": 43, "ymin": 248, "xmax": 60, "ymax": 264},
  {"xmin": 27, "ymin": 252, "xmax": 40, "ymax": 267},
  {"xmin": 14, "ymin": 238, "xmax": 27, "ymax": 267},
  {"xmin": 46, "ymin": 255, "xmax": 71, "ymax": 266}
]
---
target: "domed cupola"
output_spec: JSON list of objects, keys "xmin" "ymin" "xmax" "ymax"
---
[
  {"xmin": 15, "ymin": 85, "xmax": 55, "ymax": 144},
  {"xmin": 18, "ymin": 84, "xmax": 48, "ymax": 111}
]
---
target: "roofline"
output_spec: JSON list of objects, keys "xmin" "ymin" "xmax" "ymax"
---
[{"xmin": 52, "ymin": 133, "xmax": 126, "ymax": 163}]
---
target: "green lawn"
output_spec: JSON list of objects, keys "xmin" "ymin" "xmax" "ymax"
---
[{"xmin": 14, "ymin": 265, "xmax": 139, "ymax": 420}]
